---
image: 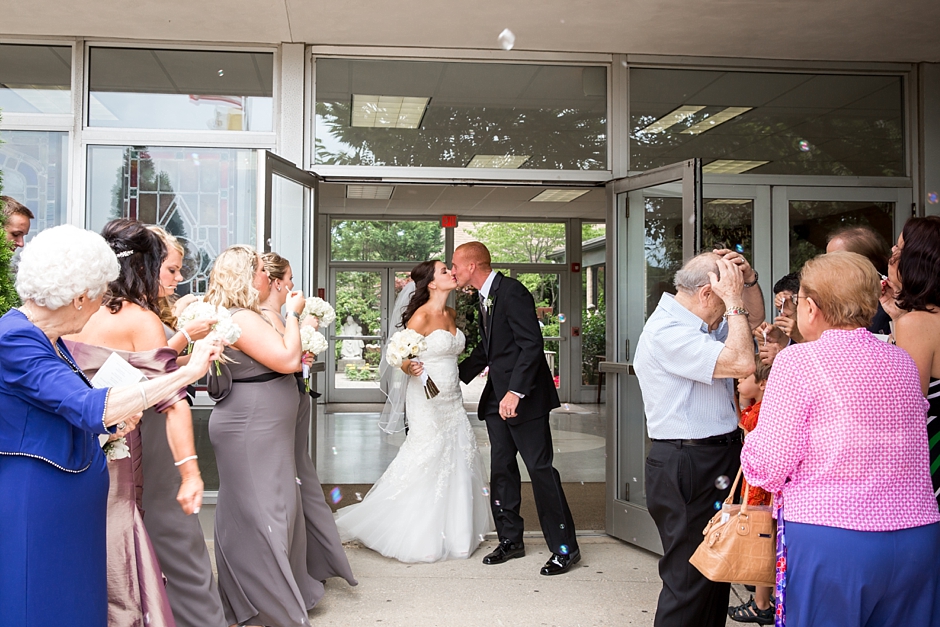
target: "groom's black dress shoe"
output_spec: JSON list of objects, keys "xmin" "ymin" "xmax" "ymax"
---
[
  {"xmin": 482, "ymin": 539, "xmax": 525, "ymax": 564},
  {"xmin": 540, "ymin": 549, "xmax": 581, "ymax": 576}
]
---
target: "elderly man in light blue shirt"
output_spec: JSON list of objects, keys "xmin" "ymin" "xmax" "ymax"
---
[{"xmin": 634, "ymin": 250, "xmax": 763, "ymax": 627}]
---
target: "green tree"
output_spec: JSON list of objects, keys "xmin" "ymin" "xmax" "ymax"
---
[
  {"xmin": 331, "ymin": 220, "xmax": 442, "ymax": 262},
  {"xmin": 468, "ymin": 222, "xmax": 566, "ymax": 264},
  {"xmin": 0, "ymin": 115, "xmax": 20, "ymax": 316}
]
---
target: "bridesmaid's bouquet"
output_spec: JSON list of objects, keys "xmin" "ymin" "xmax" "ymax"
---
[
  {"xmin": 300, "ymin": 327, "xmax": 328, "ymax": 392},
  {"xmin": 176, "ymin": 299, "xmax": 242, "ymax": 374},
  {"xmin": 386, "ymin": 329, "xmax": 439, "ymax": 399},
  {"xmin": 300, "ymin": 297, "xmax": 336, "ymax": 326}
]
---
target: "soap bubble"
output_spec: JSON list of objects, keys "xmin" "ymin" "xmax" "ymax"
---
[
  {"xmin": 482, "ymin": 487, "xmax": 490, "ymax": 496},
  {"xmin": 331, "ymin": 446, "xmax": 337, "ymax": 455},
  {"xmin": 494, "ymin": 499, "xmax": 501, "ymax": 506},
  {"xmin": 558, "ymin": 313, "xmax": 566, "ymax": 323},
  {"xmin": 560, "ymin": 544, "xmax": 569, "ymax": 555},
  {"xmin": 714, "ymin": 501, "xmax": 722, "ymax": 510},
  {"xmin": 715, "ymin": 475, "xmax": 730, "ymax": 490},
  {"xmin": 295, "ymin": 477, "xmax": 302, "ymax": 486},
  {"xmin": 355, "ymin": 492, "xmax": 363, "ymax": 501},
  {"xmin": 330, "ymin": 487, "xmax": 342, "ymax": 504},
  {"xmin": 734, "ymin": 244, "xmax": 744, "ymax": 253},
  {"xmin": 218, "ymin": 69, "xmax": 224, "ymax": 77},
  {"xmin": 497, "ymin": 28, "xmax": 516, "ymax": 50},
  {"xmin": 559, "ymin": 523, "xmax": 565, "ymax": 530},
  {"xmin": 798, "ymin": 140, "xmax": 811, "ymax": 152},
  {"xmin": 928, "ymin": 191, "xmax": 939, "ymax": 205}
]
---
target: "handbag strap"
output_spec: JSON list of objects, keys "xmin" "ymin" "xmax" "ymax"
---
[{"xmin": 723, "ymin": 465, "xmax": 752, "ymax": 514}]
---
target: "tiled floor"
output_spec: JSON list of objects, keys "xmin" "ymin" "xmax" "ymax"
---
[{"xmin": 315, "ymin": 401, "xmax": 606, "ymax": 485}]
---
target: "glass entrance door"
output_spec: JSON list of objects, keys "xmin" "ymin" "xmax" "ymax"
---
[{"xmin": 602, "ymin": 160, "xmax": 701, "ymax": 552}]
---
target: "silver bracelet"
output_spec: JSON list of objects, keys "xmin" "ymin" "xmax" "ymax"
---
[
  {"xmin": 180, "ymin": 327, "xmax": 193, "ymax": 344},
  {"xmin": 137, "ymin": 383, "xmax": 148, "ymax": 410},
  {"xmin": 174, "ymin": 454, "xmax": 198, "ymax": 467}
]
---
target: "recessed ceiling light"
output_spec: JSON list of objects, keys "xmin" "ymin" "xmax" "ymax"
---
[
  {"xmin": 702, "ymin": 160, "xmax": 769, "ymax": 174},
  {"xmin": 466, "ymin": 155, "xmax": 530, "ymax": 169},
  {"xmin": 350, "ymin": 95, "xmax": 430, "ymax": 129},
  {"xmin": 636, "ymin": 105, "xmax": 705, "ymax": 135},
  {"xmin": 681, "ymin": 107, "xmax": 752, "ymax": 135},
  {"xmin": 346, "ymin": 185, "xmax": 394, "ymax": 200},
  {"xmin": 706, "ymin": 198, "xmax": 754, "ymax": 205},
  {"xmin": 529, "ymin": 189, "xmax": 591, "ymax": 203}
]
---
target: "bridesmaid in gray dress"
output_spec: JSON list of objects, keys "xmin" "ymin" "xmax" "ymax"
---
[
  {"xmin": 260, "ymin": 252, "xmax": 358, "ymax": 587},
  {"xmin": 204, "ymin": 245, "xmax": 328, "ymax": 627},
  {"xmin": 146, "ymin": 226, "xmax": 228, "ymax": 627}
]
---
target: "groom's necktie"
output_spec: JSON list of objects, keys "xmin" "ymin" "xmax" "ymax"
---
[{"xmin": 479, "ymin": 293, "xmax": 489, "ymax": 334}]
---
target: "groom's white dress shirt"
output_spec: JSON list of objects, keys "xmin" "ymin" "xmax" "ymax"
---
[{"xmin": 478, "ymin": 270, "xmax": 525, "ymax": 399}]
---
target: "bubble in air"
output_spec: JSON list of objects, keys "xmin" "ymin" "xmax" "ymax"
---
[
  {"xmin": 714, "ymin": 501, "xmax": 722, "ymax": 510},
  {"xmin": 559, "ymin": 523, "xmax": 565, "ymax": 530},
  {"xmin": 798, "ymin": 140, "xmax": 811, "ymax": 152},
  {"xmin": 494, "ymin": 499, "xmax": 501, "ymax": 506},
  {"xmin": 558, "ymin": 313, "xmax": 566, "ymax": 323},
  {"xmin": 734, "ymin": 244, "xmax": 744, "ymax": 253},
  {"xmin": 482, "ymin": 487, "xmax": 490, "ymax": 496},
  {"xmin": 479, "ymin": 534, "xmax": 486, "ymax": 542},
  {"xmin": 330, "ymin": 486, "xmax": 343, "ymax": 504},
  {"xmin": 560, "ymin": 544, "xmax": 569, "ymax": 555},
  {"xmin": 295, "ymin": 477, "xmax": 302, "ymax": 485},
  {"xmin": 218, "ymin": 69, "xmax": 224, "ymax": 77},
  {"xmin": 928, "ymin": 191, "xmax": 939, "ymax": 205},
  {"xmin": 332, "ymin": 446, "xmax": 338, "ymax": 455},
  {"xmin": 497, "ymin": 28, "xmax": 516, "ymax": 50},
  {"xmin": 355, "ymin": 492, "xmax": 363, "ymax": 501},
  {"xmin": 714, "ymin": 475, "xmax": 730, "ymax": 490}
]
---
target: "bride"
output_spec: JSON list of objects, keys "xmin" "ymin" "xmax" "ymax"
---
[{"xmin": 334, "ymin": 260, "xmax": 494, "ymax": 562}]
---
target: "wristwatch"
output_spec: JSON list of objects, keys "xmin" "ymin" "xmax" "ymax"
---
[
  {"xmin": 743, "ymin": 270, "xmax": 759, "ymax": 288},
  {"xmin": 287, "ymin": 311, "xmax": 301, "ymax": 321}
]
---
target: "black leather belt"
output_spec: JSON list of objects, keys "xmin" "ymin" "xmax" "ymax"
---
[{"xmin": 652, "ymin": 430, "xmax": 742, "ymax": 447}]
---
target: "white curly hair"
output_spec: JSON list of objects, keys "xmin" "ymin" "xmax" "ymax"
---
[{"xmin": 16, "ymin": 225, "xmax": 120, "ymax": 310}]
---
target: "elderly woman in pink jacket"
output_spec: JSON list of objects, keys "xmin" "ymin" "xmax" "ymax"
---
[{"xmin": 741, "ymin": 251, "xmax": 940, "ymax": 627}]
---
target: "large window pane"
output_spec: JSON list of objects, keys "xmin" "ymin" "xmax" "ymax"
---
[
  {"xmin": 88, "ymin": 48, "xmax": 273, "ymax": 131},
  {"xmin": 86, "ymin": 146, "xmax": 258, "ymax": 293},
  {"xmin": 316, "ymin": 58, "xmax": 607, "ymax": 170},
  {"xmin": 0, "ymin": 130, "xmax": 68, "ymax": 238},
  {"xmin": 0, "ymin": 44, "xmax": 71, "ymax": 114},
  {"xmin": 703, "ymin": 198, "xmax": 753, "ymax": 260},
  {"xmin": 581, "ymin": 223, "xmax": 606, "ymax": 390},
  {"xmin": 330, "ymin": 220, "xmax": 443, "ymax": 262},
  {"xmin": 788, "ymin": 200, "xmax": 894, "ymax": 274},
  {"xmin": 642, "ymin": 195, "xmax": 683, "ymax": 319},
  {"xmin": 458, "ymin": 221, "xmax": 566, "ymax": 264},
  {"xmin": 631, "ymin": 68, "xmax": 904, "ymax": 176}
]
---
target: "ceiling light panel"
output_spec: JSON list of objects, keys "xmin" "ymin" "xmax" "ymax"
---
[
  {"xmin": 681, "ymin": 107, "xmax": 752, "ymax": 135},
  {"xmin": 637, "ymin": 105, "xmax": 705, "ymax": 135},
  {"xmin": 529, "ymin": 189, "xmax": 591, "ymax": 203},
  {"xmin": 350, "ymin": 95, "xmax": 430, "ymax": 129},
  {"xmin": 346, "ymin": 185, "xmax": 394, "ymax": 200},
  {"xmin": 466, "ymin": 155, "xmax": 530, "ymax": 169},
  {"xmin": 702, "ymin": 160, "xmax": 769, "ymax": 174}
]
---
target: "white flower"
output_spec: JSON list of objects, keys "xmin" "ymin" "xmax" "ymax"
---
[
  {"xmin": 211, "ymin": 317, "xmax": 242, "ymax": 345},
  {"xmin": 100, "ymin": 436, "xmax": 130, "ymax": 461},
  {"xmin": 386, "ymin": 329, "xmax": 428, "ymax": 367},
  {"xmin": 301, "ymin": 297, "xmax": 336, "ymax": 326},
  {"xmin": 176, "ymin": 299, "xmax": 219, "ymax": 330},
  {"xmin": 300, "ymin": 327, "xmax": 329, "ymax": 355}
]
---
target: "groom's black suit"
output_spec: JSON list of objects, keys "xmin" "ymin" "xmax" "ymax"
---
[{"xmin": 458, "ymin": 272, "xmax": 577, "ymax": 554}]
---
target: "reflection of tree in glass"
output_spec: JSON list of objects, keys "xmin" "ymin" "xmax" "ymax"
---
[
  {"xmin": 703, "ymin": 201, "xmax": 753, "ymax": 260},
  {"xmin": 316, "ymin": 101, "xmax": 606, "ymax": 170},
  {"xmin": 644, "ymin": 198, "xmax": 683, "ymax": 319}
]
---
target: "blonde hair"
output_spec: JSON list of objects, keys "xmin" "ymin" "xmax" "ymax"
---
[
  {"xmin": 203, "ymin": 245, "xmax": 262, "ymax": 313},
  {"xmin": 800, "ymin": 251, "xmax": 879, "ymax": 329},
  {"xmin": 261, "ymin": 251, "xmax": 290, "ymax": 281},
  {"xmin": 147, "ymin": 225, "xmax": 186, "ymax": 327}
]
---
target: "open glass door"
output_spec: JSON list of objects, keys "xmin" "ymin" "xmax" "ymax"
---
[{"xmin": 601, "ymin": 159, "xmax": 701, "ymax": 553}]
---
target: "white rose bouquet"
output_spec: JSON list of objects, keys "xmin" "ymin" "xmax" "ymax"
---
[
  {"xmin": 98, "ymin": 434, "xmax": 130, "ymax": 461},
  {"xmin": 300, "ymin": 297, "xmax": 336, "ymax": 326},
  {"xmin": 177, "ymin": 299, "xmax": 242, "ymax": 374},
  {"xmin": 300, "ymin": 327, "xmax": 328, "ymax": 392},
  {"xmin": 386, "ymin": 329, "xmax": 439, "ymax": 399}
]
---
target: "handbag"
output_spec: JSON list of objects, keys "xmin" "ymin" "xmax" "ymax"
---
[{"xmin": 689, "ymin": 466, "xmax": 776, "ymax": 587}]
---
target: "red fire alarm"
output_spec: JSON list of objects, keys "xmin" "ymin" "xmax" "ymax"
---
[
  {"xmin": 441, "ymin": 215, "xmax": 458, "ymax": 228},
  {"xmin": 318, "ymin": 288, "xmax": 325, "ymax": 299},
  {"xmin": 571, "ymin": 262, "xmax": 581, "ymax": 273},
  {"xmin": 572, "ymin": 327, "xmax": 581, "ymax": 337}
]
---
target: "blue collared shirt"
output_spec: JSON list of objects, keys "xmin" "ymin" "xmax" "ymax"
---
[{"xmin": 633, "ymin": 293, "xmax": 738, "ymax": 440}]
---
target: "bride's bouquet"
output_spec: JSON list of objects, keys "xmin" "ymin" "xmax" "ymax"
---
[
  {"xmin": 300, "ymin": 297, "xmax": 336, "ymax": 326},
  {"xmin": 176, "ymin": 299, "xmax": 242, "ymax": 374},
  {"xmin": 300, "ymin": 327, "xmax": 328, "ymax": 392},
  {"xmin": 386, "ymin": 329, "xmax": 439, "ymax": 399}
]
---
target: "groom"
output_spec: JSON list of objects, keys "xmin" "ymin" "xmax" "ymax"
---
[{"xmin": 453, "ymin": 241, "xmax": 579, "ymax": 576}]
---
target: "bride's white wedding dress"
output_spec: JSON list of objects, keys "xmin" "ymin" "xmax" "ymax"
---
[{"xmin": 334, "ymin": 328, "xmax": 494, "ymax": 562}]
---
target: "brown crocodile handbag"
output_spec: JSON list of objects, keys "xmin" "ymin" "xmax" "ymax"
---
[{"xmin": 689, "ymin": 467, "xmax": 776, "ymax": 587}]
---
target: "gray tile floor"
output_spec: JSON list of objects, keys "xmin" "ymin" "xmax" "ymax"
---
[{"xmin": 315, "ymin": 402, "xmax": 606, "ymax": 485}]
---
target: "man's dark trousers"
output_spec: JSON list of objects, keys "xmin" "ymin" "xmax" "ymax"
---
[{"xmin": 645, "ymin": 438, "xmax": 742, "ymax": 627}]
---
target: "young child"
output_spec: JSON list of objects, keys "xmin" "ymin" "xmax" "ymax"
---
[{"xmin": 728, "ymin": 354, "xmax": 774, "ymax": 625}]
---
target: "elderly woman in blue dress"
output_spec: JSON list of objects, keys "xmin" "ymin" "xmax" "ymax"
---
[{"xmin": 0, "ymin": 224, "xmax": 222, "ymax": 627}]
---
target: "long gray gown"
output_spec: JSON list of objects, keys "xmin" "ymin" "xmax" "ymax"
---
[
  {"xmin": 134, "ymin": 326, "xmax": 227, "ymax": 627},
  {"xmin": 208, "ymin": 308, "xmax": 352, "ymax": 627}
]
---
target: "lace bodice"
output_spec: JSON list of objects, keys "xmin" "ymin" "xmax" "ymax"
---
[{"xmin": 420, "ymin": 328, "xmax": 465, "ymax": 361}]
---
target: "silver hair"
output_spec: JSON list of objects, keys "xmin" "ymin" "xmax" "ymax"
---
[
  {"xmin": 16, "ymin": 225, "xmax": 120, "ymax": 310},
  {"xmin": 673, "ymin": 252, "xmax": 721, "ymax": 294}
]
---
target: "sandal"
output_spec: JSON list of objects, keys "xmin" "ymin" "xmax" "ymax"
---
[{"xmin": 728, "ymin": 596, "xmax": 775, "ymax": 625}]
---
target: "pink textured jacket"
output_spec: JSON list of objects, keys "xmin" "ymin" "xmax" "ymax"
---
[{"xmin": 741, "ymin": 328, "xmax": 940, "ymax": 531}]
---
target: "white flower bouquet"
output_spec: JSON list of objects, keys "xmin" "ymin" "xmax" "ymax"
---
[
  {"xmin": 98, "ymin": 434, "xmax": 130, "ymax": 461},
  {"xmin": 300, "ymin": 327, "xmax": 328, "ymax": 391},
  {"xmin": 176, "ymin": 299, "xmax": 242, "ymax": 374},
  {"xmin": 386, "ymin": 329, "xmax": 439, "ymax": 399},
  {"xmin": 300, "ymin": 297, "xmax": 336, "ymax": 326}
]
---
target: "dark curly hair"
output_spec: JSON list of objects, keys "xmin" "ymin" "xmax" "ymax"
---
[
  {"xmin": 896, "ymin": 216, "xmax": 940, "ymax": 312},
  {"xmin": 101, "ymin": 219, "xmax": 166, "ymax": 315},
  {"xmin": 401, "ymin": 260, "xmax": 439, "ymax": 328}
]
